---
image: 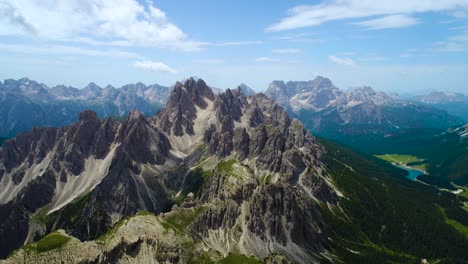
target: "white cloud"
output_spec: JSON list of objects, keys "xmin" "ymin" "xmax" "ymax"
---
[
  {"xmin": 272, "ymin": 48, "xmax": 302, "ymax": 54},
  {"xmin": 203, "ymin": 40, "xmax": 263, "ymax": 47},
  {"xmin": 0, "ymin": 0, "xmax": 201, "ymax": 51},
  {"xmin": 279, "ymin": 33, "xmax": 322, "ymax": 43},
  {"xmin": 267, "ymin": 0, "xmax": 468, "ymax": 31},
  {"xmin": 255, "ymin": 57, "xmax": 280, "ymax": 62},
  {"xmin": 432, "ymin": 29, "xmax": 468, "ymax": 52},
  {"xmin": 353, "ymin": 14, "xmax": 418, "ymax": 30},
  {"xmin": 134, "ymin": 60, "xmax": 178, "ymax": 74},
  {"xmin": 329, "ymin": 55, "xmax": 356, "ymax": 66}
]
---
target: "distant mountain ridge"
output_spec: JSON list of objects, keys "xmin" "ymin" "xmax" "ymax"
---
[
  {"xmin": 414, "ymin": 91, "xmax": 467, "ymax": 104},
  {"xmin": 266, "ymin": 77, "xmax": 342, "ymax": 113},
  {"xmin": 411, "ymin": 91, "xmax": 468, "ymax": 121},
  {"xmin": 0, "ymin": 78, "xmax": 171, "ymax": 137},
  {"xmin": 265, "ymin": 76, "xmax": 464, "ymax": 149}
]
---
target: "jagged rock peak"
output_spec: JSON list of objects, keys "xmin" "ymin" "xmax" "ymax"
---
[
  {"xmin": 84, "ymin": 82, "xmax": 101, "ymax": 90},
  {"xmin": 349, "ymin": 85, "xmax": 376, "ymax": 95},
  {"xmin": 310, "ymin": 75, "xmax": 333, "ymax": 86},
  {"xmin": 127, "ymin": 108, "xmax": 145, "ymax": 120},
  {"xmin": 79, "ymin": 110, "xmax": 99, "ymax": 122},
  {"xmin": 238, "ymin": 83, "xmax": 256, "ymax": 96},
  {"xmin": 154, "ymin": 77, "xmax": 215, "ymax": 137},
  {"xmin": 168, "ymin": 77, "xmax": 215, "ymax": 109}
]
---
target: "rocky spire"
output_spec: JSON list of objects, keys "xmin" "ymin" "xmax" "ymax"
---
[{"xmin": 155, "ymin": 77, "xmax": 215, "ymax": 136}]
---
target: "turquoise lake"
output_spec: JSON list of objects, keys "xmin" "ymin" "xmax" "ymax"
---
[{"xmin": 395, "ymin": 165, "xmax": 425, "ymax": 181}]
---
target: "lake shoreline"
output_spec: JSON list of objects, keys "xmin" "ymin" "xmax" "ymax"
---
[{"xmin": 392, "ymin": 163, "xmax": 464, "ymax": 195}]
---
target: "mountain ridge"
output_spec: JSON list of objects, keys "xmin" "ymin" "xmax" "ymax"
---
[
  {"xmin": 0, "ymin": 78, "xmax": 171, "ymax": 137},
  {"xmin": 1, "ymin": 77, "xmax": 467, "ymax": 263},
  {"xmin": 264, "ymin": 76, "xmax": 464, "ymax": 149},
  {"xmin": 0, "ymin": 77, "xmax": 338, "ymax": 262}
]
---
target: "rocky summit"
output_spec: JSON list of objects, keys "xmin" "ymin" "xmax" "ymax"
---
[
  {"xmin": 0, "ymin": 77, "xmax": 338, "ymax": 263},
  {"xmin": 265, "ymin": 76, "xmax": 463, "ymax": 148}
]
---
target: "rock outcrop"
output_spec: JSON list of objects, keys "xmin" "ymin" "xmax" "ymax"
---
[{"xmin": 0, "ymin": 77, "xmax": 338, "ymax": 263}]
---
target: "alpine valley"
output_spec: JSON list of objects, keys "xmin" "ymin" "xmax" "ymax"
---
[
  {"xmin": 0, "ymin": 78, "xmax": 467, "ymax": 264},
  {"xmin": 265, "ymin": 77, "xmax": 468, "ymax": 183}
]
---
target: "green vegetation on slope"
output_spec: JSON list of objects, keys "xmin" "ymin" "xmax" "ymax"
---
[
  {"xmin": 20, "ymin": 231, "xmax": 71, "ymax": 254},
  {"xmin": 183, "ymin": 168, "xmax": 211, "ymax": 197},
  {"xmin": 437, "ymin": 206, "xmax": 468, "ymax": 238},
  {"xmin": 96, "ymin": 211, "xmax": 154, "ymax": 243},
  {"xmin": 161, "ymin": 207, "xmax": 205, "ymax": 232},
  {"xmin": 49, "ymin": 193, "xmax": 90, "ymax": 225},
  {"xmin": 45, "ymin": 192, "xmax": 113, "ymax": 244},
  {"xmin": 374, "ymin": 154, "xmax": 427, "ymax": 171},
  {"xmin": 320, "ymin": 139, "xmax": 468, "ymax": 263},
  {"xmin": 218, "ymin": 254, "xmax": 262, "ymax": 264},
  {"xmin": 96, "ymin": 217, "xmax": 130, "ymax": 243},
  {"xmin": 308, "ymin": 124, "xmax": 468, "ymax": 188},
  {"xmin": 217, "ymin": 160, "xmax": 237, "ymax": 174}
]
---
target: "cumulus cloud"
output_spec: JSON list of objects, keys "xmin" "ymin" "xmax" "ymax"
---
[
  {"xmin": 329, "ymin": 55, "xmax": 356, "ymax": 66},
  {"xmin": 0, "ymin": 0, "xmax": 200, "ymax": 51},
  {"xmin": 267, "ymin": 0, "xmax": 468, "ymax": 31},
  {"xmin": 134, "ymin": 60, "xmax": 178, "ymax": 74}
]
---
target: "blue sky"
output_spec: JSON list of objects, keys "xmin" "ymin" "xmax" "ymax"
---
[{"xmin": 0, "ymin": 0, "xmax": 468, "ymax": 94}]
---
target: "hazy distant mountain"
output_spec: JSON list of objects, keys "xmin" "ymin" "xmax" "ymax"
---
[
  {"xmin": 415, "ymin": 91, "xmax": 466, "ymax": 104},
  {"xmin": 412, "ymin": 91, "xmax": 468, "ymax": 121},
  {"xmin": 238, "ymin": 83, "xmax": 256, "ymax": 96},
  {"xmin": 0, "ymin": 78, "xmax": 170, "ymax": 137},
  {"xmin": 265, "ymin": 76, "xmax": 464, "ymax": 149},
  {"xmin": 208, "ymin": 86, "xmax": 224, "ymax": 94},
  {"xmin": 266, "ymin": 76, "xmax": 342, "ymax": 113}
]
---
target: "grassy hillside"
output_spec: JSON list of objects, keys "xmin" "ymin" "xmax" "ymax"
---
[
  {"xmin": 374, "ymin": 154, "xmax": 427, "ymax": 171},
  {"xmin": 320, "ymin": 139, "xmax": 468, "ymax": 263}
]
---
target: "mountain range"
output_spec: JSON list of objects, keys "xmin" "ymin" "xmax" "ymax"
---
[
  {"xmin": 411, "ymin": 91, "xmax": 468, "ymax": 121},
  {"xmin": 0, "ymin": 78, "xmax": 467, "ymax": 263},
  {"xmin": 265, "ymin": 77, "xmax": 464, "ymax": 152},
  {"xmin": 0, "ymin": 78, "xmax": 170, "ymax": 138}
]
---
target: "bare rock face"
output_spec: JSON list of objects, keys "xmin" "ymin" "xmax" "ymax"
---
[
  {"xmin": 265, "ymin": 77, "xmax": 342, "ymax": 113},
  {"xmin": 265, "ymin": 77, "xmax": 462, "ymax": 145},
  {"xmin": 155, "ymin": 77, "xmax": 215, "ymax": 136},
  {"xmin": 0, "ymin": 77, "xmax": 338, "ymax": 263}
]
